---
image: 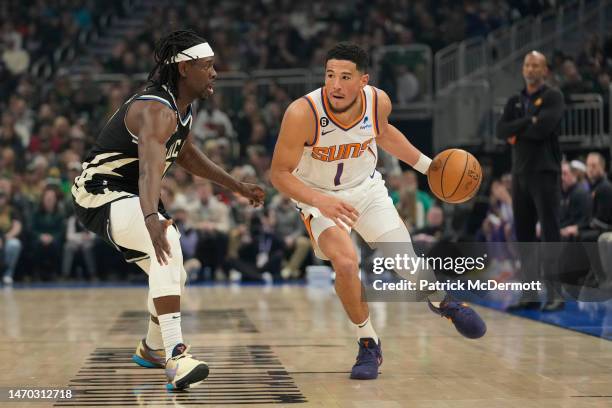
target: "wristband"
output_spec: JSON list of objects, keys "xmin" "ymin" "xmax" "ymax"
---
[
  {"xmin": 413, "ymin": 153, "xmax": 432, "ymax": 174},
  {"xmin": 144, "ymin": 212, "xmax": 158, "ymax": 221}
]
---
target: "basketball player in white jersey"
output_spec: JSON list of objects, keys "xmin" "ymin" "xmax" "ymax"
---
[
  {"xmin": 271, "ymin": 43, "xmax": 486, "ymax": 380},
  {"xmin": 72, "ymin": 30, "xmax": 264, "ymax": 390}
]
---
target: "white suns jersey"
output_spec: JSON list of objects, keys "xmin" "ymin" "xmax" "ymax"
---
[{"xmin": 293, "ymin": 85, "xmax": 380, "ymax": 191}]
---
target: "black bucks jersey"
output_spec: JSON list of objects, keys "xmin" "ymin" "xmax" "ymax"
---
[{"xmin": 72, "ymin": 84, "xmax": 192, "ymax": 247}]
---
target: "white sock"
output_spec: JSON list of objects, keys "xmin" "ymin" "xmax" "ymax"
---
[
  {"xmin": 158, "ymin": 313, "xmax": 184, "ymax": 361},
  {"xmin": 145, "ymin": 317, "xmax": 164, "ymax": 350},
  {"xmin": 355, "ymin": 316, "xmax": 379, "ymax": 343}
]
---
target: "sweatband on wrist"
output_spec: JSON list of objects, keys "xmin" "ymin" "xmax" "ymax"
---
[{"xmin": 413, "ymin": 153, "xmax": 432, "ymax": 174}]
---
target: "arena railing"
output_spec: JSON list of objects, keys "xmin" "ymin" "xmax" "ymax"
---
[
  {"xmin": 433, "ymin": 80, "xmax": 492, "ymax": 152},
  {"xmin": 489, "ymin": 92, "xmax": 608, "ymax": 148},
  {"xmin": 371, "ymin": 44, "xmax": 433, "ymax": 104},
  {"xmin": 434, "ymin": 0, "xmax": 609, "ymax": 96}
]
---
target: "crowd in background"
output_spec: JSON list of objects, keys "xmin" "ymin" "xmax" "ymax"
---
[
  {"xmin": 101, "ymin": 0, "xmax": 554, "ymax": 74},
  {"xmin": 0, "ymin": 1, "xmax": 611, "ymax": 286}
]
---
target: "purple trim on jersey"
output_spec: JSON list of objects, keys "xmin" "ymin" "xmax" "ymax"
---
[
  {"xmin": 372, "ymin": 88, "xmax": 380, "ymax": 135},
  {"xmin": 303, "ymin": 96, "xmax": 319, "ymax": 147}
]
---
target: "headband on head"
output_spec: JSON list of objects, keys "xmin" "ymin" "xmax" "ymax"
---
[{"xmin": 167, "ymin": 42, "xmax": 214, "ymax": 64}]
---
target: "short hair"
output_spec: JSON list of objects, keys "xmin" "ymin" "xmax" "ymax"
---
[
  {"xmin": 325, "ymin": 42, "xmax": 369, "ymax": 73},
  {"xmin": 587, "ymin": 152, "xmax": 606, "ymax": 169}
]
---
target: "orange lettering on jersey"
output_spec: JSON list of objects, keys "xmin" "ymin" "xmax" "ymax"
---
[
  {"xmin": 310, "ymin": 138, "xmax": 374, "ymax": 162},
  {"xmin": 311, "ymin": 146, "xmax": 328, "ymax": 161},
  {"xmin": 345, "ymin": 143, "xmax": 362, "ymax": 158},
  {"xmin": 358, "ymin": 138, "xmax": 373, "ymax": 156}
]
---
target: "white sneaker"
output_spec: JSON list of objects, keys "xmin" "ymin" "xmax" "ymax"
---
[
  {"xmin": 165, "ymin": 344, "xmax": 209, "ymax": 390},
  {"xmin": 3, "ymin": 275, "xmax": 13, "ymax": 285}
]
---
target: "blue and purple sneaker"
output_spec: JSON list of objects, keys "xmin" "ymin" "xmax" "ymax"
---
[
  {"xmin": 428, "ymin": 295, "xmax": 487, "ymax": 339},
  {"xmin": 350, "ymin": 338, "xmax": 383, "ymax": 380}
]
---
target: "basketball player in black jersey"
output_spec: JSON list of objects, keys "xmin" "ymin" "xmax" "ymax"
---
[{"xmin": 72, "ymin": 30, "xmax": 264, "ymax": 390}]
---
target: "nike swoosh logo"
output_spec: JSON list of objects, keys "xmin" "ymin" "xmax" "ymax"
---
[
  {"xmin": 172, "ymin": 315, "xmax": 180, "ymax": 319},
  {"xmin": 321, "ymin": 129, "xmax": 336, "ymax": 135}
]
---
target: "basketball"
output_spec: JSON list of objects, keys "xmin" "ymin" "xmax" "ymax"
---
[{"xmin": 427, "ymin": 149, "xmax": 482, "ymax": 203}]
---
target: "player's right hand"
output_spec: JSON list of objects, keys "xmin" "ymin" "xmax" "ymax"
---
[
  {"xmin": 145, "ymin": 216, "xmax": 173, "ymax": 265},
  {"xmin": 315, "ymin": 195, "xmax": 359, "ymax": 230}
]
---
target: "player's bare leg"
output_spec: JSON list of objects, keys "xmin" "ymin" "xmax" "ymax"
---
[
  {"xmin": 317, "ymin": 226, "xmax": 382, "ymax": 380},
  {"xmin": 318, "ymin": 227, "xmax": 368, "ymax": 324}
]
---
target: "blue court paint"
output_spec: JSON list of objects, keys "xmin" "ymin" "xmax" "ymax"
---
[{"xmin": 478, "ymin": 300, "xmax": 612, "ymax": 341}]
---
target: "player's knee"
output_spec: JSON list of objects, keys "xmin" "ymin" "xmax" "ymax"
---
[{"xmin": 331, "ymin": 256, "xmax": 359, "ymax": 280}]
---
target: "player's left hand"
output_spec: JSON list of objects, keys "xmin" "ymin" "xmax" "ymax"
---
[{"xmin": 237, "ymin": 183, "xmax": 265, "ymax": 207}]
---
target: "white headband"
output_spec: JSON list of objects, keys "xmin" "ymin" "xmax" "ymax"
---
[{"xmin": 167, "ymin": 42, "xmax": 214, "ymax": 64}]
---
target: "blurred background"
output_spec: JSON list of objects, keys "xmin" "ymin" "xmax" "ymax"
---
[{"xmin": 0, "ymin": 0, "xmax": 611, "ymax": 288}]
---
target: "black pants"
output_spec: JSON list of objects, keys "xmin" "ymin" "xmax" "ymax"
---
[
  {"xmin": 513, "ymin": 172, "xmax": 562, "ymax": 300},
  {"xmin": 512, "ymin": 171, "xmax": 561, "ymax": 242}
]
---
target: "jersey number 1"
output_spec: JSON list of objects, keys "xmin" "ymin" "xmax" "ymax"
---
[{"xmin": 334, "ymin": 163, "xmax": 344, "ymax": 186}]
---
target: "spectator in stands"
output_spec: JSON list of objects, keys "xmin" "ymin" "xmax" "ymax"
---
[
  {"xmin": 192, "ymin": 94, "xmax": 235, "ymax": 146},
  {"xmin": 570, "ymin": 159, "xmax": 590, "ymax": 191},
  {"xmin": 9, "ymin": 95, "xmax": 34, "ymax": 148},
  {"xmin": 61, "ymin": 214, "xmax": 96, "ymax": 280},
  {"xmin": 413, "ymin": 206, "xmax": 448, "ymax": 244},
  {"xmin": 246, "ymin": 145, "xmax": 270, "ymax": 178},
  {"xmin": 386, "ymin": 168, "xmax": 403, "ymax": 206},
  {"xmin": 559, "ymin": 160, "xmax": 592, "ymax": 240},
  {"xmin": 579, "ymin": 152, "xmax": 612, "ymax": 242},
  {"xmin": 191, "ymin": 179, "xmax": 230, "ymax": 280},
  {"xmin": 172, "ymin": 205, "xmax": 202, "ymax": 281},
  {"xmin": 479, "ymin": 179, "xmax": 514, "ymax": 244},
  {"xmin": 226, "ymin": 211, "xmax": 285, "ymax": 283},
  {"xmin": 560, "ymin": 59, "xmax": 593, "ymax": 100},
  {"xmin": 403, "ymin": 170, "xmax": 433, "ymax": 215},
  {"xmin": 268, "ymin": 194, "xmax": 310, "ymax": 279},
  {"xmin": 20, "ymin": 156, "xmax": 50, "ymax": 206},
  {"xmin": 2, "ymin": 38, "xmax": 29, "ymax": 76},
  {"xmin": 31, "ymin": 186, "xmax": 64, "ymax": 280},
  {"xmin": 395, "ymin": 64, "xmax": 420, "ymax": 104},
  {"xmin": 0, "ymin": 187, "xmax": 23, "ymax": 285},
  {"xmin": 0, "ymin": 113, "xmax": 25, "ymax": 165}
]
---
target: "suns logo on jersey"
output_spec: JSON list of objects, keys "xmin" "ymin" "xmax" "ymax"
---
[{"xmin": 311, "ymin": 138, "xmax": 374, "ymax": 162}]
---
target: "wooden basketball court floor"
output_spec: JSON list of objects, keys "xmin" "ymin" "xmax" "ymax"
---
[{"xmin": 1, "ymin": 284, "xmax": 611, "ymax": 407}]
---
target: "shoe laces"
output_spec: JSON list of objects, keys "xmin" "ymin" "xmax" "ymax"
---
[{"xmin": 355, "ymin": 342, "xmax": 379, "ymax": 366}]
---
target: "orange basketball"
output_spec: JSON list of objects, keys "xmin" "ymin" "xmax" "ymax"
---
[{"xmin": 427, "ymin": 149, "xmax": 482, "ymax": 203}]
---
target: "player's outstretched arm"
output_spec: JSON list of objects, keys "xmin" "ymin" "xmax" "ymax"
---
[
  {"xmin": 270, "ymin": 99, "xmax": 359, "ymax": 228},
  {"xmin": 176, "ymin": 135, "xmax": 264, "ymax": 206},
  {"xmin": 132, "ymin": 101, "xmax": 178, "ymax": 265},
  {"xmin": 375, "ymin": 89, "xmax": 431, "ymax": 175}
]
